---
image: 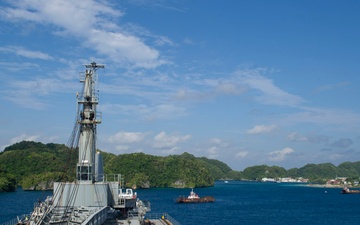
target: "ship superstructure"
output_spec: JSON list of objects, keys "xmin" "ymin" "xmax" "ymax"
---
[{"xmin": 9, "ymin": 62, "xmax": 179, "ymax": 225}]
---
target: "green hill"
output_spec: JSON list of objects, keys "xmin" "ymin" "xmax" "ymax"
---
[
  {"xmin": 0, "ymin": 141, "xmax": 77, "ymax": 191},
  {"xmin": 2, "ymin": 141, "xmax": 360, "ymax": 192},
  {"xmin": 0, "ymin": 141, "xmax": 222, "ymax": 190},
  {"xmin": 102, "ymin": 152, "xmax": 214, "ymax": 188}
]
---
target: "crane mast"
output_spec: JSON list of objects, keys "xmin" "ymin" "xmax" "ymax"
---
[{"xmin": 76, "ymin": 62, "xmax": 104, "ymax": 183}]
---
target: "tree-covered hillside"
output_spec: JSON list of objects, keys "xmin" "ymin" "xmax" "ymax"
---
[
  {"xmin": 241, "ymin": 163, "xmax": 360, "ymax": 183},
  {"xmin": 2, "ymin": 141, "xmax": 360, "ymax": 192},
  {"xmin": 0, "ymin": 164, "xmax": 16, "ymax": 192},
  {"xmin": 0, "ymin": 141, "xmax": 77, "ymax": 191},
  {"xmin": 0, "ymin": 141, "xmax": 224, "ymax": 190},
  {"xmin": 102, "ymin": 152, "xmax": 214, "ymax": 188}
]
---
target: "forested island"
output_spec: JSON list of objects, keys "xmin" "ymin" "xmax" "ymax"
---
[{"xmin": 1, "ymin": 141, "xmax": 360, "ymax": 192}]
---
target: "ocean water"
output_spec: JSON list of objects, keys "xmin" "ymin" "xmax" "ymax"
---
[{"xmin": 1, "ymin": 181, "xmax": 360, "ymax": 225}]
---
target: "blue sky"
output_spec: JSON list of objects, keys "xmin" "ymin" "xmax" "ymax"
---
[{"xmin": 1, "ymin": 0, "xmax": 360, "ymax": 171}]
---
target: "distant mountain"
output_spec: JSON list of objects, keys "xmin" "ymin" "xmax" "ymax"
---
[{"xmin": 239, "ymin": 163, "xmax": 360, "ymax": 183}]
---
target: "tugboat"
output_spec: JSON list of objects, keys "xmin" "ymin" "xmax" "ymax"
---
[
  {"xmin": 10, "ymin": 62, "xmax": 179, "ymax": 225},
  {"xmin": 176, "ymin": 189, "xmax": 215, "ymax": 203},
  {"xmin": 341, "ymin": 186, "xmax": 360, "ymax": 194}
]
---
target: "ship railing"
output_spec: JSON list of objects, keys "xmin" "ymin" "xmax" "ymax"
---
[
  {"xmin": 0, "ymin": 214, "xmax": 31, "ymax": 225},
  {"xmin": 94, "ymin": 173, "xmax": 128, "ymax": 189},
  {"xmin": 100, "ymin": 174, "xmax": 140, "ymax": 190},
  {"xmin": 144, "ymin": 213, "xmax": 181, "ymax": 225},
  {"xmin": 102, "ymin": 174, "xmax": 125, "ymax": 186}
]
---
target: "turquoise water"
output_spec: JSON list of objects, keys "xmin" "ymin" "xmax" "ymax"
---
[{"xmin": 1, "ymin": 181, "xmax": 360, "ymax": 224}]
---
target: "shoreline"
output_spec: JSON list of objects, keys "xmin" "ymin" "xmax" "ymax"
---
[{"xmin": 306, "ymin": 184, "xmax": 348, "ymax": 188}]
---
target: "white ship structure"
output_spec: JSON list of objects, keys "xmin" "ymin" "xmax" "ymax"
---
[{"xmin": 6, "ymin": 62, "xmax": 179, "ymax": 225}]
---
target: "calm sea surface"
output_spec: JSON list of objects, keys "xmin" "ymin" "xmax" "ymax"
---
[{"xmin": 1, "ymin": 181, "xmax": 360, "ymax": 225}]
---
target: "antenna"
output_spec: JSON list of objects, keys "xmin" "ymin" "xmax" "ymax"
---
[{"xmin": 85, "ymin": 61, "xmax": 105, "ymax": 69}]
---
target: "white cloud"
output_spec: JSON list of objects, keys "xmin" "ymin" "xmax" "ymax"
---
[
  {"xmin": 1, "ymin": 133, "xmax": 58, "ymax": 150},
  {"xmin": 0, "ymin": 62, "xmax": 39, "ymax": 72},
  {"xmin": 86, "ymin": 29, "xmax": 165, "ymax": 68},
  {"xmin": 0, "ymin": 46, "xmax": 53, "ymax": 60},
  {"xmin": 173, "ymin": 89, "xmax": 211, "ymax": 102},
  {"xmin": 183, "ymin": 38, "xmax": 194, "ymax": 45},
  {"xmin": 209, "ymin": 138, "xmax": 222, "ymax": 145},
  {"xmin": 206, "ymin": 138, "xmax": 230, "ymax": 159},
  {"xmin": 2, "ymin": 0, "xmax": 121, "ymax": 33},
  {"xmin": 4, "ymin": 92, "xmax": 47, "ymax": 110},
  {"xmin": 235, "ymin": 69, "xmax": 305, "ymax": 107},
  {"xmin": 153, "ymin": 131, "xmax": 191, "ymax": 148},
  {"xmin": 102, "ymin": 103, "xmax": 187, "ymax": 121},
  {"xmin": 287, "ymin": 132, "xmax": 307, "ymax": 142},
  {"xmin": 268, "ymin": 147, "xmax": 294, "ymax": 162},
  {"xmin": 10, "ymin": 133, "xmax": 41, "ymax": 144},
  {"xmin": 11, "ymin": 78, "xmax": 62, "ymax": 95},
  {"xmin": 161, "ymin": 146, "xmax": 180, "ymax": 155},
  {"xmin": 207, "ymin": 146, "xmax": 219, "ymax": 159},
  {"xmin": 108, "ymin": 131, "xmax": 145, "ymax": 144},
  {"xmin": 236, "ymin": 151, "xmax": 248, "ymax": 159},
  {"xmin": 172, "ymin": 75, "xmax": 246, "ymax": 103},
  {"xmin": 1, "ymin": 0, "xmax": 166, "ymax": 69},
  {"xmin": 214, "ymin": 81, "xmax": 246, "ymax": 95},
  {"xmin": 314, "ymin": 82, "xmax": 349, "ymax": 93},
  {"xmin": 115, "ymin": 145, "xmax": 130, "ymax": 152},
  {"xmin": 246, "ymin": 124, "xmax": 277, "ymax": 134},
  {"xmin": 281, "ymin": 107, "xmax": 360, "ymax": 129},
  {"xmin": 4, "ymin": 77, "xmax": 77, "ymax": 109}
]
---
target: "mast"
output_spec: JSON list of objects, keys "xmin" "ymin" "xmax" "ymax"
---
[{"xmin": 76, "ymin": 62, "xmax": 104, "ymax": 183}]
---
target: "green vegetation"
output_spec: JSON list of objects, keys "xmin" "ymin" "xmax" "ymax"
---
[
  {"xmin": 0, "ymin": 141, "xmax": 218, "ymax": 190},
  {"xmin": 242, "ymin": 165, "xmax": 287, "ymax": 180},
  {"xmin": 0, "ymin": 165, "xmax": 16, "ymax": 192},
  {"xmin": 102, "ymin": 152, "xmax": 215, "ymax": 188},
  {"xmin": 0, "ymin": 141, "xmax": 77, "ymax": 191},
  {"xmin": 1, "ymin": 141, "xmax": 360, "ymax": 191}
]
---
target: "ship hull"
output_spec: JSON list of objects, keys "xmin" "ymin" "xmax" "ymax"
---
[
  {"xmin": 341, "ymin": 187, "xmax": 360, "ymax": 194},
  {"xmin": 176, "ymin": 196, "xmax": 215, "ymax": 203}
]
